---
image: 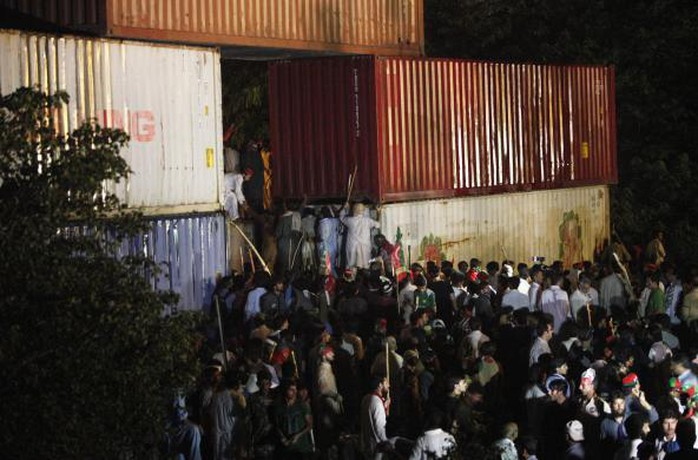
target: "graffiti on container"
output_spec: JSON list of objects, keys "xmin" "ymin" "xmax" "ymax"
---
[
  {"xmin": 99, "ymin": 109, "xmax": 156, "ymax": 142},
  {"xmin": 420, "ymin": 234, "xmax": 446, "ymax": 264},
  {"xmin": 559, "ymin": 210, "xmax": 582, "ymax": 268}
]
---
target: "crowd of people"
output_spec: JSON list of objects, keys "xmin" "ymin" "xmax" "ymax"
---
[{"xmin": 169, "ymin": 195, "xmax": 698, "ymax": 460}]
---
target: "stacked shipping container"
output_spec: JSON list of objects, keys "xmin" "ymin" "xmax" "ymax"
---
[
  {"xmin": 269, "ymin": 55, "xmax": 617, "ymax": 203},
  {"xmin": 0, "ymin": 0, "xmax": 424, "ymax": 56},
  {"xmin": 0, "ymin": 29, "xmax": 226, "ymax": 310},
  {"xmin": 269, "ymin": 55, "xmax": 617, "ymax": 265}
]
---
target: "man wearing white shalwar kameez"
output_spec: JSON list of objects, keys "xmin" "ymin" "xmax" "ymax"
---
[{"xmin": 341, "ymin": 203, "xmax": 380, "ymax": 269}]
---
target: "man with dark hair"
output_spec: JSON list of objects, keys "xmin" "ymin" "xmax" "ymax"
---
[
  {"xmin": 614, "ymin": 413, "xmax": 650, "ymax": 460},
  {"xmin": 666, "ymin": 418, "xmax": 698, "ymax": 459},
  {"xmin": 360, "ymin": 375, "xmax": 393, "ymax": 459},
  {"xmin": 529, "ymin": 265, "xmax": 544, "ymax": 311},
  {"xmin": 654, "ymin": 409, "xmax": 680, "ymax": 456},
  {"xmin": 544, "ymin": 378, "xmax": 575, "ymax": 459},
  {"xmin": 502, "ymin": 276, "xmax": 530, "ymax": 310},
  {"xmin": 530, "ymin": 319, "xmax": 553, "ymax": 366},
  {"xmin": 518, "ymin": 263, "xmax": 531, "ymax": 295}
]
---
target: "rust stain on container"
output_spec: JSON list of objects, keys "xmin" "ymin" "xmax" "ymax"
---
[
  {"xmin": 1, "ymin": 0, "xmax": 423, "ymax": 56},
  {"xmin": 269, "ymin": 56, "xmax": 617, "ymax": 203}
]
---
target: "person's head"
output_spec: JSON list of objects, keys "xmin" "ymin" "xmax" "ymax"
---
[
  {"xmin": 271, "ymin": 274, "xmax": 284, "ymax": 293},
  {"xmin": 518, "ymin": 263, "xmax": 530, "ymax": 280},
  {"xmin": 369, "ymin": 374, "xmax": 390, "ymax": 398},
  {"xmin": 536, "ymin": 319, "xmax": 554, "ymax": 341},
  {"xmin": 579, "ymin": 368, "xmax": 597, "ymax": 399},
  {"xmin": 447, "ymin": 375, "xmax": 470, "ymax": 397},
  {"xmin": 373, "ymin": 233, "xmax": 387, "ymax": 247},
  {"xmin": 610, "ymin": 391, "xmax": 626, "ymax": 418},
  {"xmin": 654, "ymin": 230, "xmax": 664, "ymax": 241},
  {"xmin": 625, "ymin": 413, "xmax": 650, "ymax": 440},
  {"xmin": 352, "ymin": 202, "xmax": 365, "ymax": 216},
  {"xmin": 501, "ymin": 422, "xmax": 519, "ymax": 441},
  {"xmin": 508, "ymin": 275, "xmax": 521, "ymax": 290},
  {"xmin": 519, "ymin": 437, "xmax": 538, "ymax": 460},
  {"xmin": 242, "ymin": 167, "xmax": 254, "ymax": 181},
  {"xmin": 531, "ymin": 266, "xmax": 544, "ymax": 284},
  {"xmin": 660, "ymin": 409, "xmax": 679, "ymax": 439},
  {"xmin": 458, "ymin": 260, "xmax": 469, "ymax": 273},
  {"xmin": 480, "ymin": 341, "xmax": 497, "ymax": 358},
  {"xmin": 550, "ymin": 357, "xmax": 568, "ymax": 376},
  {"xmin": 675, "ymin": 418, "xmax": 697, "ymax": 452},
  {"xmin": 578, "ymin": 276, "xmax": 592, "ymax": 293},
  {"xmin": 485, "ymin": 260, "xmax": 498, "ymax": 274},
  {"xmin": 466, "ymin": 382, "xmax": 484, "ymax": 405},
  {"xmin": 414, "ymin": 274, "xmax": 427, "ymax": 290},
  {"xmin": 283, "ymin": 379, "xmax": 298, "ymax": 402},
  {"xmin": 670, "ymin": 353, "xmax": 691, "ymax": 376},
  {"xmin": 622, "ymin": 372, "xmax": 641, "ymax": 395},
  {"xmin": 566, "ymin": 420, "xmax": 584, "ymax": 443},
  {"xmin": 548, "ymin": 379, "xmax": 569, "ymax": 404},
  {"xmin": 320, "ymin": 345, "xmax": 335, "ymax": 362}
]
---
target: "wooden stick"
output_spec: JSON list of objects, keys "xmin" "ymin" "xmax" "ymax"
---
[
  {"xmin": 229, "ymin": 219, "xmax": 271, "ymax": 275},
  {"xmin": 248, "ymin": 248, "xmax": 256, "ymax": 273},
  {"xmin": 586, "ymin": 302, "xmax": 593, "ymax": 328},
  {"xmin": 290, "ymin": 234, "xmax": 304, "ymax": 271},
  {"xmin": 291, "ymin": 350, "xmax": 299, "ymax": 378},
  {"xmin": 239, "ymin": 246, "xmax": 245, "ymax": 273},
  {"xmin": 214, "ymin": 296, "xmax": 227, "ymax": 372},
  {"xmin": 385, "ymin": 339, "xmax": 390, "ymax": 393},
  {"xmin": 346, "ymin": 164, "xmax": 358, "ymax": 204}
]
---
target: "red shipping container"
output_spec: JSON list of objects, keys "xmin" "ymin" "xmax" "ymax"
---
[{"xmin": 269, "ymin": 56, "xmax": 617, "ymax": 203}]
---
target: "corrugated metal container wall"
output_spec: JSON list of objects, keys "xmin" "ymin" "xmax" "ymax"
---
[
  {"xmin": 269, "ymin": 56, "xmax": 617, "ymax": 203},
  {"xmin": 115, "ymin": 213, "xmax": 227, "ymax": 312},
  {"xmin": 0, "ymin": 29, "xmax": 223, "ymax": 213},
  {"xmin": 0, "ymin": 0, "xmax": 424, "ymax": 56},
  {"xmin": 269, "ymin": 56, "xmax": 380, "ymax": 202},
  {"xmin": 379, "ymin": 185, "xmax": 610, "ymax": 268}
]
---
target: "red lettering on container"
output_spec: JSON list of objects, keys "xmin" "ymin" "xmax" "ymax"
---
[{"xmin": 100, "ymin": 109, "xmax": 156, "ymax": 143}]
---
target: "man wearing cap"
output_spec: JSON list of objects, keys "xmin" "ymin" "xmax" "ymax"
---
[
  {"xmin": 564, "ymin": 420, "xmax": 585, "ymax": 460},
  {"xmin": 623, "ymin": 372, "xmax": 659, "ymax": 424},
  {"xmin": 223, "ymin": 168, "xmax": 253, "ymax": 221},
  {"xmin": 577, "ymin": 368, "xmax": 610, "ymax": 458}
]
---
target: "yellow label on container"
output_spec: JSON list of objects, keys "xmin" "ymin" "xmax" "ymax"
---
[
  {"xmin": 206, "ymin": 148, "xmax": 214, "ymax": 168},
  {"xmin": 581, "ymin": 142, "xmax": 589, "ymax": 159}
]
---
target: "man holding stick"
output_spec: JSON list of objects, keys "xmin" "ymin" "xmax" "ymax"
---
[{"xmin": 360, "ymin": 375, "xmax": 395, "ymax": 460}]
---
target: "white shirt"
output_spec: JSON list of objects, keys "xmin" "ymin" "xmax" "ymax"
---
[
  {"xmin": 244, "ymin": 287, "xmax": 267, "ymax": 322},
  {"xmin": 409, "ymin": 429, "xmax": 456, "ymax": 460},
  {"xmin": 223, "ymin": 172, "xmax": 246, "ymax": 220},
  {"xmin": 502, "ymin": 289, "xmax": 531, "ymax": 310},
  {"xmin": 361, "ymin": 393, "xmax": 388, "ymax": 456},
  {"xmin": 541, "ymin": 285, "xmax": 570, "ymax": 333},
  {"xmin": 570, "ymin": 287, "xmax": 599, "ymax": 320},
  {"xmin": 529, "ymin": 281, "xmax": 542, "ymax": 310},
  {"xmin": 529, "ymin": 336, "xmax": 551, "ymax": 366},
  {"xmin": 518, "ymin": 278, "xmax": 531, "ymax": 295}
]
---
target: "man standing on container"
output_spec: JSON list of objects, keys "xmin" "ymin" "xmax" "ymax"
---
[
  {"xmin": 341, "ymin": 202, "xmax": 380, "ymax": 269},
  {"xmin": 223, "ymin": 168, "xmax": 253, "ymax": 221}
]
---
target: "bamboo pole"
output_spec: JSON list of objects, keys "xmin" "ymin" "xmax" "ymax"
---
[
  {"xmin": 229, "ymin": 219, "xmax": 271, "ymax": 275},
  {"xmin": 214, "ymin": 296, "xmax": 227, "ymax": 371},
  {"xmin": 248, "ymin": 248, "xmax": 255, "ymax": 273}
]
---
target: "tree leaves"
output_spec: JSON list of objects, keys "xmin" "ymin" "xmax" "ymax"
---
[{"xmin": 0, "ymin": 88, "xmax": 201, "ymax": 458}]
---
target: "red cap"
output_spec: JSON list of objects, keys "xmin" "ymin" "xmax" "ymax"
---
[{"xmin": 622, "ymin": 373, "xmax": 639, "ymax": 388}]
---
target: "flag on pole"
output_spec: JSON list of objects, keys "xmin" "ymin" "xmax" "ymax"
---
[{"xmin": 392, "ymin": 227, "xmax": 408, "ymax": 282}]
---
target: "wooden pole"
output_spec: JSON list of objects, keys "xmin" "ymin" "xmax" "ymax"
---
[
  {"xmin": 586, "ymin": 302, "xmax": 593, "ymax": 328},
  {"xmin": 385, "ymin": 339, "xmax": 390, "ymax": 397},
  {"xmin": 248, "ymin": 248, "xmax": 256, "ymax": 273},
  {"xmin": 239, "ymin": 246, "xmax": 245, "ymax": 273},
  {"xmin": 214, "ymin": 296, "xmax": 227, "ymax": 371},
  {"xmin": 229, "ymin": 219, "xmax": 271, "ymax": 274}
]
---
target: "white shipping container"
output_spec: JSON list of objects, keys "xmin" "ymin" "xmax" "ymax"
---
[
  {"xmin": 0, "ymin": 29, "xmax": 223, "ymax": 214},
  {"xmin": 380, "ymin": 186, "xmax": 610, "ymax": 268}
]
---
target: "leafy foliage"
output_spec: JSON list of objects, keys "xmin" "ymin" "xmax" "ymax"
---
[
  {"xmin": 426, "ymin": 0, "xmax": 698, "ymax": 263},
  {"xmin": 0, "ymin": 88, "xmax": 201, "ymax": 458},
  {"xmin": 221, "ymin": 60, "xmax": 269, "ymax": 149}
]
